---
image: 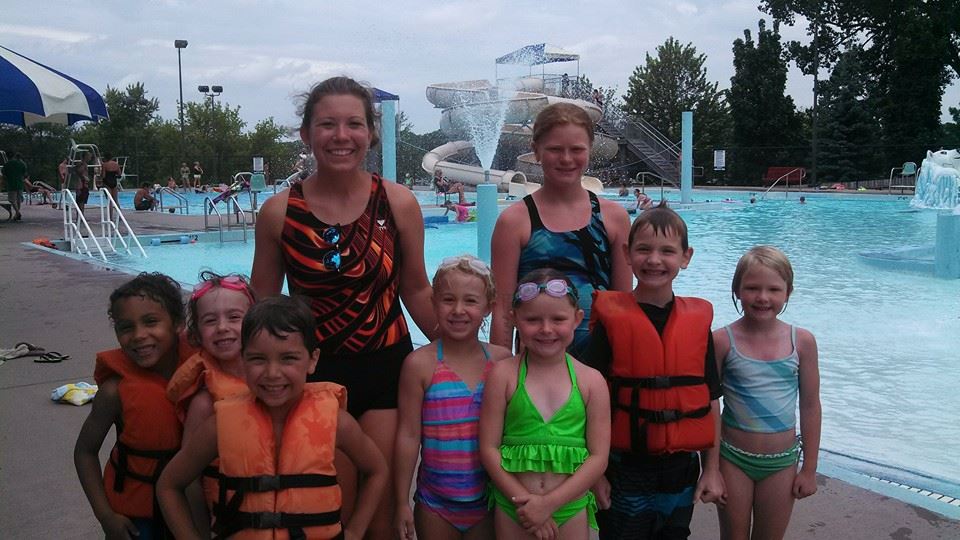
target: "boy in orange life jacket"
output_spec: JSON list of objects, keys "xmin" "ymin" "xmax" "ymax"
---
[
  {"xmin": 584, "ymin": 202, "xmax": 724, "ymax": 540},
  {"xmin": 157, "ymin": 296, "xmax": 388, "ymax": 540}
]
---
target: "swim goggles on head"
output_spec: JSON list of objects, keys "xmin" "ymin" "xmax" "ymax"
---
[
  {"xmin": 191, "ymin": 275, "xmax": 255, "ymax": 304},
  {"xmin": 513, "ymin": 279, "xmax": 578, "ymax": 305},
  {"xmin": 439, "ymin": 255, "xmax": 491, "ymax": 276}
]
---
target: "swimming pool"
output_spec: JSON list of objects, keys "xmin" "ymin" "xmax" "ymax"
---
[
  {"xmin": 89, "ymin": 186, "xmax": 477, "ymax": 214},
  {"xmin": 101, "ymin": 189, "xmax": 960, "ymax": 495}
]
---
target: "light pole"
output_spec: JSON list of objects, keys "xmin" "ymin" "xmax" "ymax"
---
[
  {"xmin": 174, "ymin": 40, "xmax": 188, "ymax": 160},
  {"xmin": 198, "ymin": 85, "xmax": 223, "ymax": 181},
  {"xmin": 198, "ymin": 85, "xmax": 223, "ymax": 106}
]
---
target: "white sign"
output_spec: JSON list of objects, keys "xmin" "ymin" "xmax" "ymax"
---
[{"xmin": 714, "ymin": 150, "xmax": 726, "ymax": 171}]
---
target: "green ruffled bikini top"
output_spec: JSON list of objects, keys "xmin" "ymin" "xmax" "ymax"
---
[{"xmin": 500, "ymin": 353, "xmax": 588, "ymax": 474}]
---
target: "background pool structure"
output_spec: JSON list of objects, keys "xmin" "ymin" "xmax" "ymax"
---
[{"xmin": 102, "ymin": 188, "xmax": 960, "ymax": 497}]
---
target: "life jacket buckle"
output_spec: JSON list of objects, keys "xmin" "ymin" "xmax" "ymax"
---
[
  {"xmin": 253, "ymin": 511, "xmax": 282, "ymax": 529},
  {"xmin": 652, "ymin": 409, "xmax": 680, "ymax": 423},
  {"xmin": 652, "ymin": 376, "xmax": 672, "ymax": 389},
  {"xmin": 254, "ymin": 475, "xmax": 282, "ymax": 491}
]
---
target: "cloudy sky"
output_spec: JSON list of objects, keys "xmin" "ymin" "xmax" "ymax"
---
[{"xmin": 4, "ymin": 0, "xmax": 958, "ymax": 134}]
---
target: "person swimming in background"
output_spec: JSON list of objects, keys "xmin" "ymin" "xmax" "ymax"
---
[{"xmin": 442, "ymin": 200, "xmax": 475, "ymax": 223}]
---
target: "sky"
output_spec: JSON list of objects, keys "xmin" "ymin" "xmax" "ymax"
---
[{"xmin": 3, "ymin": 0, "xmax": 958, "ymax": 135}]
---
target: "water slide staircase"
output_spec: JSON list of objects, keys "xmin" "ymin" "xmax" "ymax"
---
[{"xmin": 598, "ymin": 114, "xmax": 680, "ymax": 182}]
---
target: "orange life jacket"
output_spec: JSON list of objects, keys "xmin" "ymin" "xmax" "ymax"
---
[
  {"xmin": 591, "ymin": 291, "xmax": 715, "ymax": 454},
  {"xmin": 93, "ymin": 339, "xmax": 194, "ymax": 518},
  {"xmin": 167, "ymin": 350, "xmax": 250, "ymax": 515},
  {"xmin": 214, "ymin": 382, "xmax": 346, "ymax": 539}
]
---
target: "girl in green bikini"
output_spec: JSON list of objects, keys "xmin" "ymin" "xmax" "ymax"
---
[{"xmin": 479, "ymin": 268, "xmax": 611, "ymax": 539}]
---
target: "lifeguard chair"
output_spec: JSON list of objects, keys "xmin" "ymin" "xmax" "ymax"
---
[{"xmin": 889, "ymin": 162, "xmax": 917, "ymax": 194}]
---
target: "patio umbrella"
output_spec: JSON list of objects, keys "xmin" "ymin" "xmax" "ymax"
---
[{"xmin": 0, "ymin": 45, "xmax": 108, "ymax": 127}]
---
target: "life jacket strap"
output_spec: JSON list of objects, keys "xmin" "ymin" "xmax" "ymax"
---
[
  {"xmin": 220, "ymin": 473, "xmax": 338, "ymax": 492},
  {"xmin": 610, "ymin": 375, "xmax": 704, "ymax": 389}
]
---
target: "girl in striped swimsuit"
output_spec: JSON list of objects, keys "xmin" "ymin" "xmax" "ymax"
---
[{"xmin": 394, "ymin": 255, "xmax": 513, "ymax": 539}]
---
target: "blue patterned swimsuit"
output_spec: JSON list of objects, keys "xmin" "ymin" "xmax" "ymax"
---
[{"xmin": 517, "ymin": 192, "xmax": 613, "ymax": 358}]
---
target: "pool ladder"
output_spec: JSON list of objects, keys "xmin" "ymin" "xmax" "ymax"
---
[
  {"xmin": 204, "ymin": 195, "xmax": 249, "ymax": 243},
  {"xmin": 60, "ymin": 188, "xmax": 147, "ymax": 261},
  {"xmin": 157, "ymin": 187, "xmax": 189, "ymax": 214}
]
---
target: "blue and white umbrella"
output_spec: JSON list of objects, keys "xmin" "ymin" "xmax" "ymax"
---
[{"xmin": 0, "ymin": 45, "xmax": 108, "ymax": 127}]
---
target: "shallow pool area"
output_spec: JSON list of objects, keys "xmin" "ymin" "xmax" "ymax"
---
[{"xmin": 74, "ymin": 189, "xmax": 960, "ymax": 501}]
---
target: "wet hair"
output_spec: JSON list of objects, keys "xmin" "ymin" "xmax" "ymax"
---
[
  {"xmin": 532, "ymin": 102, "xmax": 595, "ymax": 146},
  {"xmin": 731, "ymin": 246, "xmax": 795, "ymax": 307},
  {"xmin": 432, "ymin": 254, "xmax": 496, "ymax": 305},
  {"xmin": 628, "ymin": 201, "xmax": 689, "ymax": 250},
  {"xmin": 241, "ymin": 296, "xmax": 318, "ymax": 353},
  {"xmin": 108, "ymin": 272, "xmax": 185, "ymax": 327},
  {"xmin": 513, "ymin": 268, "xmax": 579, "ymax": 309},
  {"xmin": 186, "ymin": 270, "xmax": 257, "ymax": 345},
  {"xmin": 297, "ymin": 76, "xmax": 381, "ymax": 148}
]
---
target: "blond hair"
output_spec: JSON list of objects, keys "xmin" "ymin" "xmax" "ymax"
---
[
  {"xmin": 532, "ymin": 103, "xmax": 595, "ymax": 146},
  {"xmin": 731, "ymin": 246, "xmax": 795, "ymax": 307},
  {"xmin": 432, "ymin": 254, "xmax": 496, "ymax": 305}
]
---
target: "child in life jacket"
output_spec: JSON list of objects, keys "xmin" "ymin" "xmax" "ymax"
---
[
  {"xmin": 166, "ymin": 272, "xmax": 257, "ymax": 525},
  {"xmin": 157, "ymin": 295, "xmax": 388, "ymax": 539},
  {"xmin": 479, "ymin": 268, "xmax": 611, "ymax": 539},
  {"xmin": 714, "ymin": 246, "xmax": 821, "ymax": 540},
  {"xmin": 394, "ymin": 255, "xmax": 513, "ymax": 539},
  {"xmin": 74, "ymin": 272, "xmax": 197, "ymax": 539},
  {"xmin": 586, "ymin": 202, "xmax": 724, "ymax": 539}
]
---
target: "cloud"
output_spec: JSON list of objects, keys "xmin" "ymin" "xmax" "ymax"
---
[
  {"xmin": 672, "ymin": 1, "xmax": 699, "ymax": 16},
  {"xmin": 0, "ymin": 23, "xmax": 98, "ymax": 44}
]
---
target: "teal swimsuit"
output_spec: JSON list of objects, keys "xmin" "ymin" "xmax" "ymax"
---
[
  {"xmin": 492, "ymin": 354, "xmax": 597, "ymax": 529},
  {"xmin": 517, "ymin": 192, "xmax": 613, "ymax": 358}
]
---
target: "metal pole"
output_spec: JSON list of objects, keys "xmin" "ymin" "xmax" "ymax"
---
[
  {"xmin": 681, "ymin": 111, "xmax": 693, "ymax": 204},
  {"xmin": 178, "ymin": 48, "xmax": 184, "ymax": 155}
]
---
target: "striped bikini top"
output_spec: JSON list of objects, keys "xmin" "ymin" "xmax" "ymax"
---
[
  {"xmin": 720, "ymin": 325, "xmax": 799, "ymax": 433},
  {"xmin": 281, "ymin": 174, "xmax": 408, "ymax": 355},
  {"xmin": 516, "ymin": 192, "xmax": 612, "ymax": 358},
  {"xmin": 418, "ymin": 340, "xmax": 491, "ymax": 501}
]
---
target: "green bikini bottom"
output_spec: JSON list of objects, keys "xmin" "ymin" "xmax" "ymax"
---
[
  {"xmin": 489, "ymin": 485, "xmax": 598, "ymax": 530},
  {"xmin": 720, "ymin": 439, "xmax": 801, "ymax": 482}
]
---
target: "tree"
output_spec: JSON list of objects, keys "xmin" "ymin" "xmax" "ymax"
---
[
  {"xmin": 623, "ymin": 38, "xmax": 728, "ymax": 143},
  {"xmin": 728, "ymin": 20, "xmax": 805, "ymax": 184},
  {"xmin": 395, "ymin": 111, "xmax": 447, "ymax": 185},
  {"xmin": 762, "ymin": 0, "xmax": 958, "ymax": 167},
  {"xmin": 622, "ymin": 38, "xmax": 730, "ymax": 181},
  {"xmin": 816, "ymin": 48, "xmax": 883, "ymax": 183},
  {"xmin": 944, "ymin": 106, "xmax": 960, "ymax": 149},
  {"xmin": 183, "ymin": 100, "xmax": 246, "ymax": 183}
]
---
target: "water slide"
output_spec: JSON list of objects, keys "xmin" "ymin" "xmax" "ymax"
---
[{"xmin": 422, "ymin": 78, "xmax": 613, "ymax": 197}]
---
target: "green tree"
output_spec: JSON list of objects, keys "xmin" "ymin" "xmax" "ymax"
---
[
  {"xmin": 395, "ymin": 111, "xmax": 448, "ymax": 185},
  {"xmin": 817, "ymin": 48, "xmax": 883, "ymax": 183},
  {"xmin": 944, "ymin": 106, "xmax": 960, "ymax": 149},
  {"xmin": 622, "ymin": 38, "xmax": 730, "ymax": 182},
  {"xmin": 623, "ymin": 38, "xmax": 728, "ymax": 143},
  {"xmin": 762, "ymin": 0, "xmax": 958, "ymax": 167},
  {"xmin": 728, "ymin": 20, "xmax": 805, "ymax": 184},
  {"xmin": 183, "ymin": 100, "xmax": 246, "ymax": 183}
]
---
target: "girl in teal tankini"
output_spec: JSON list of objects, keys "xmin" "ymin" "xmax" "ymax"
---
[{"xmin": 479, "ymin": 268, "xmax": 611, "ymax": 539}]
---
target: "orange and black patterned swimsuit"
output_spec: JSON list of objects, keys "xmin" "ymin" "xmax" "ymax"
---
[{"xmin": 281, "ymin": 174, "xmax": 412, "ymax": 415}]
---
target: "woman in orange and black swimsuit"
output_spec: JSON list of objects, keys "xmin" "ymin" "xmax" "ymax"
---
[{"xmin": 251, "ymin": 76, "xmax": 437, "ymax": 540}]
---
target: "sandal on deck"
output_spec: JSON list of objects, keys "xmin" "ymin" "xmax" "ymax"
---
[
  {"xmin": 34, "ymin": 352, "xmax": 69, "ymax": 363},
  {"xmin": 15, "ymin": 342, "xmax": 46, "ymax": 357}
]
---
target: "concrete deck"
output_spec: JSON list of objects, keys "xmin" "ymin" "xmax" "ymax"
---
[{"xmin": 1, "ymin": 203, "xmax": 958, "ymax": 539}]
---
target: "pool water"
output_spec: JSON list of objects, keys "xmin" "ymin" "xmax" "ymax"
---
[{"xmin": 106, "ymin": 190, "xmax": 960, "ymax": 490}]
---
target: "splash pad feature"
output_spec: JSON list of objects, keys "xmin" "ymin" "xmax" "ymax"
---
[{"xmin": 860, "ymin": 149, "xmax": 960, "ymax": 278}]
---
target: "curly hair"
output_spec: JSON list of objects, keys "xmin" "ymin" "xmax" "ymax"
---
[{"xmin": 108, "ymin": 272, "xmax": 185, "ymax": 327}]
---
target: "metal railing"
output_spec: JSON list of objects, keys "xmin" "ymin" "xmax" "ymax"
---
[
  {"xmin": 635, "ymin": 171, "xmax": 679, "ymax": 202},
  {"xmin": 761, "ymin": 168, "xmax": 805, "ymax": 200},
  {"xmin": 157, "ymin": 187, "xmax": 189, "ymax": 214},
  {"xmin": 97, "ymin": 188, "xmax": 147, "ymax": 258},
  {"xmin": 60, "ymin": 189, "xmax": 107, "ymax": 261},
  {"xmin": 203, "ymin": 195, "xmax": 248, "ymax": 243}
]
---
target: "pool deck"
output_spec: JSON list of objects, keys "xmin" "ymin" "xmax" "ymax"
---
[{"xmin": 1, "ymin": 203, "xmax": 958, "ymax": 539}]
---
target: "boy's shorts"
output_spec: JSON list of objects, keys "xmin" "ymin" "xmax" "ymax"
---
[{"xmin": 597, "ymin": 450, "xmax": 701, "ymax": 540}]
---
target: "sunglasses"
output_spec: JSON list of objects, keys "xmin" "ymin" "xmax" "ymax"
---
[
  {"xmin": 513, "ymin": 279, "xmax": 578, "ymax": 305},
  {"xmin": 191, "ymin": 275, "xmax": 255, "ymax": 304},
  {"xmin": 439, "ymin": 255, "xmax": 491, "ymax": 276},
  {"xmin": 322, "ymin": 224, "xmax": 342, "ymax": 271}
]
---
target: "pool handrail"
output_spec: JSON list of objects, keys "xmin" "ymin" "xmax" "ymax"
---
[
  {"xmin": 60, "ymin": 188, "xmax": 107, "ymax": 261},
  {"xmin": 97, "ymin": 188, "xmax": 147, "ymax": 258},
  {"xmin": 761, "ymin": 168, "xmax": 805, "ymax": 200},
  {"xmin": 635, "ymin": 171, "xmax": 678, "ymax": 202},
  {"xmin": 157, "ymin": 187, "xmax": 189, "ymax": 214},
  {"xmin": 203, "ymin": 195, "xmax": 248, "ymax": 243}
]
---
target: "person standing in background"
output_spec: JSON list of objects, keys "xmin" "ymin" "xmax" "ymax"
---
[
  {"xmin": 2, "ymin": 152, "xmax": 27, "ymax": 221},
  {"xmin": 191, "ymin": 161, "xmax": 203, "ymax": 188}
]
